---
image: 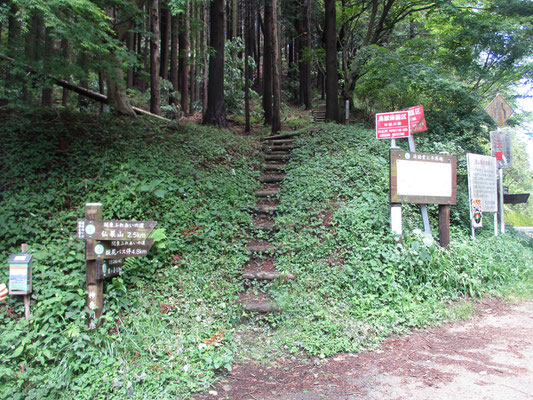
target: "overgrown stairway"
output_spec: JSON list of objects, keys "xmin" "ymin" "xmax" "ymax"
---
[{"xmin": 238, "ymin": 135, "xmax": 297, "ymax": 313}]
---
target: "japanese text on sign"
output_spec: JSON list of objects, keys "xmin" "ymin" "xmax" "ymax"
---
[
  {"xmin": 466, "ymin": 154, "xmax": 498, "ymax": 213},
  {"xmin": 376, "ymin": 111, "xmax": 410, "ymax": 139},
  {"xmin": 77, "ymin": 220, "xmax": 157, "ymax": 240},
  {"xmin": 408, "ymin": 105, "xmax": 427, "ymax": 133}
]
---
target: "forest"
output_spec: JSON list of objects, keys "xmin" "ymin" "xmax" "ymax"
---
[
  {"xmin": 0, "ymin": 0, "xmax": 532, "ymax": 132},
  {"xmin": 1, "ymin": 1, "xmax": 533, "ymax": 399}
]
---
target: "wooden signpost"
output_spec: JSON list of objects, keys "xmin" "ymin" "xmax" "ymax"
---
[
  {"xmin": 389, "ymin": 149, "xmax": 457, "ymax": 247},
  {"xmin": 79, "ymin": 203, "xmax": 156, "ymax": 329},
  {"xmin": 377, "ymin": 105, "xmax": 439, "ymax": 241}
]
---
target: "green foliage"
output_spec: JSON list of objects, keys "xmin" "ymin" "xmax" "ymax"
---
[
  {"xmin": 266, "ymin": 124, "xmax": 533, "ymax": 356},
  {"xmin": 224, "ymin": 38, "xmax": 258, "ymax": 115},
  {"xmin": 0, "ymin": 109, "xmax": 260, "ymax": 399},
  {"xmin": 0, "ymin": 109, "xmax": 532, "ymax": 399}
]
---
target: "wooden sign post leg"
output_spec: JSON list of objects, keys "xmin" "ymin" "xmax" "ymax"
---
[
  {"xmin": 21, "ymin": 243, "xmax": 30, "ymax": 320},
  {"xmin": 438, "ymin": 205, "xmax": 450, "ymax": 248},
  {"xmin": 85, "ymin": 203, "xmax": 104, "ymax": 329}
]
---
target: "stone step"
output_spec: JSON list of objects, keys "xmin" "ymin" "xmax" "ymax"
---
[
  {"xmin": 265, "ymin": 153, "xmax": 290, "ymax": 162},
  {"xmin": 242, "ymin": 270, "xmax": 295, "ymax": 281},
  {"xmin": 253, "ymin": 220, "xmax": 277, "ymax": 231},
  {"xmin": 260, "ymin": 174, "xmax": 285, "ymax": 183},
  {"xmin": 264, "ymin": 163, "xmax": 287, "ymax": 173},
  {"xmin": 262, "ymin": 132, "xmax": 300, "ymax": 141},
  {"xmin": 255, "ymin": 188, "xmax": 278, "ymax": 197},
  {"xmin": 254, "ymin": 204, "xmax": 278, "ymax": 214},
  {"xmin": 247, "ymin": 242, "xmax": 276, "ymax": 253},
  {"xmin": 264, "ymin": 145, "xmax": 293, "ymax": 152},
  {"xmin": 238, "ymin": 291, "xmax": 280, "ymax": 314},
  {"xmin": 268, "ymin": 139, "xmax": 295, "ymax": 145}
]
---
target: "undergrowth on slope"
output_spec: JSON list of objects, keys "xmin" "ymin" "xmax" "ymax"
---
[
  {"xmin": 1, "ymin": 111, "xmax": 532, "ymax": 399},
  {"xmin": 266, "ymin": 124, "xmax": 533, "ymax": 357},
  {"xmin": 0, "ymin": 109, "xmax": 260, "ymax": 399}
]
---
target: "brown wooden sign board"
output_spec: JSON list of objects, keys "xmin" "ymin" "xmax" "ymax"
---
[
  {"xmin": 390, "ymin": 149, "xmax": 457, "ymax": 205},
  {"xmin": 78, "ymin": 220, "xmax": 156, "ymax": 241},
  {"xmin": 98, "ymin": 259, "xmax": 124, "ymax": 279},
  {"xmin": 86, "ymin": 239, "xmax": 155, "ymax": 260}
]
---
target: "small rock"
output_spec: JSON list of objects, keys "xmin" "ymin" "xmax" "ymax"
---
[
  {"xmin": 208, "ymin": 390, "xmax": 218, "ymax": 396},
  {"xmin": 112, "ymin": 377, "xmax": 123, "ymax": 389},
  {"xmin": 222, "ymin": 384, "xmax": 232, "ymax": 392},
  {"xmin": 134, "ymin": 372, "xmax": 147, "ymax": 382}
]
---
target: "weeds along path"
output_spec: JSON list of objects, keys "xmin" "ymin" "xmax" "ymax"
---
[{"xmin": 237, "ymin": 133, "xmax": 298, "ymax": 313}]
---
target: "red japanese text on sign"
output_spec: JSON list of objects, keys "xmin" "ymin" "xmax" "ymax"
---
[
  {"xmin": 408, "ymin": 105, "xmax": 427, "ymax": 133},
  {"xmin": 376, "ymin": 111, "xmax": 410, "ymax": 139}
]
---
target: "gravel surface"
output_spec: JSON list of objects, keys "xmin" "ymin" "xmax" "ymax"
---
[{"xmin": 195, "ymin": 299, "xmax": 533, "ymax": 400}]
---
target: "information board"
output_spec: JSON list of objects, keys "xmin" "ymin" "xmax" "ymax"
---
[
  {"xmin": 390, "ymin": 150, "xmax": 457, "ymax": 204},
  {"xmin": 376, "ymin": 111, "xmax": 410, "ymax": 139},
  {"xmin": 466, "ymin": 153, "xmax": 498, "ymax": 213}
]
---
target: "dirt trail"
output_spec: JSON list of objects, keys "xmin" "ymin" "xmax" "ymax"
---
[{"xmin": 195, "ymin": 300, "xmax": 533, "ymax": 400}]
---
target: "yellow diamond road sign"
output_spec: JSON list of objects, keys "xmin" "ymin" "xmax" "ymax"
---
[{"xmin": 485, "ymin": 94, "xmax": 514, "ymax": 127}]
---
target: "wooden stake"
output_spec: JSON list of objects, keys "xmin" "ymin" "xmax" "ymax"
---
[
  {"xmin": 85, "ymin": 203, "xmax": 103, "ymax": 329},
  {"xmin": 438, "ymin": 205, "xmax": 450, "ymax": 248},
  {"xmin": 21, "ymin": 243, "xmax": 30, "ymax": 321}
]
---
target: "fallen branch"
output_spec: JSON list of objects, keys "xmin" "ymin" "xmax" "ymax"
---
[{"xmin": 0, "ymin": 53, "xmax": 170, "ymax": 121}]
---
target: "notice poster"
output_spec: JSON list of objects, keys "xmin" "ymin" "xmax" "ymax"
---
[
  {"xmin": 466, "ymin": 154, "xmax": 498, "ymax": 213},
  {"xmin": 408, "ymin": 105, "xmax": 427, "ymax": 133},
  {"xmin": 376, "ymin": 111, "xmax": 410, "ymax": 139},
  {"xmin": 490, "ymin": 129, "xmax": 512, "ymax": 169}
]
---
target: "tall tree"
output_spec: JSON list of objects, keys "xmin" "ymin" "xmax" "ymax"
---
[
  {"xmin": 160, "ymin": 1, "xmax": 170, "ymax": 79},
  {"xmin": 325, "ymin": 0, "xmax": 339, "ymax": 122},
  {"xmin": 244, "ymin": 0, "xmax": 252, "ymax": 132},
  {"xmin": 178, "ymin": 1, "xmax": 190, "ymax": 115},
  {"xmin": 271, "ymin": 0, "xmax": 281, "ymax": 133},
  {"xmin": 169, "ymin": 13, "xmax": 179, "ymax": 106},
  {"xmin": 263, "ymin": 0, "xmax": 273, "ymax": 124},
  {"xmin": 299, "ymin": 0, "xmax": 312, "ymax": 109},
  {"xmin": 150, "ymin": 0, "xmax": 161, "ymax": 115},
  {"xmin": 203, "ymin": 0, "xmax": 227, "ymax": 127}
]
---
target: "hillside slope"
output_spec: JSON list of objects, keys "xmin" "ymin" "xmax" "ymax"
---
[{"xmin": 0, "ymin": 111, "xmax": 532, "ymax": 399}]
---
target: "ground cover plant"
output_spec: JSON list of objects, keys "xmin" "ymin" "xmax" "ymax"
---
[
  {"xmin": 0, "ymin": 109, "xmax": 260, "ymax": 399},
  {"xmin": 263, "ymin": 123, "xmax": 533, "ymax": 357},
  {"xmin": 0, "ymin": 109, "xmax": 532, "ymax": 400}
]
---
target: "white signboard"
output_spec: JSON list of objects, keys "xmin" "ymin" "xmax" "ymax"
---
[
  {"xmin": 467, "ymin": 153, "xmax": 498, "ymax": 213},
  {"xmin": 490, "ymin": 129, "xmax": 512, "ymax": 169},
  {"xmin": 390, "ymin": 150, "xmax": 457, "ymax": 205},
  {"xmin": 396, "ymin": 160, "xmax": 452, "ymax": 197}
]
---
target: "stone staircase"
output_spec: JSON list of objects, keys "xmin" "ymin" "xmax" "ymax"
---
[{"xmin": 238, "ymin": 135, "xmax": 297, "ymax": 314}]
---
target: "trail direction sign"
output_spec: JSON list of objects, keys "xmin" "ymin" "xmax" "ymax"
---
[
  {"xmin": 376, "ymin": 111, "xmax": 410, "ymax": 139},
  {"xmin": 100, "ymin": 259, "xmax": 124, "ymax": 279},
  {"xmin": 485, "ymin": 94, "xmax": 513, "ymax": 127},
  {"xmin": 490, "ymin": 129, "xmax": 512, "ymax": 169},
  {"xmin": 78, "ymin": 220, "xmax": 157, "ymax": 241},
  {"xmin": 86, "ymin": 239, "xmax": 155, "ymax": 260}
]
